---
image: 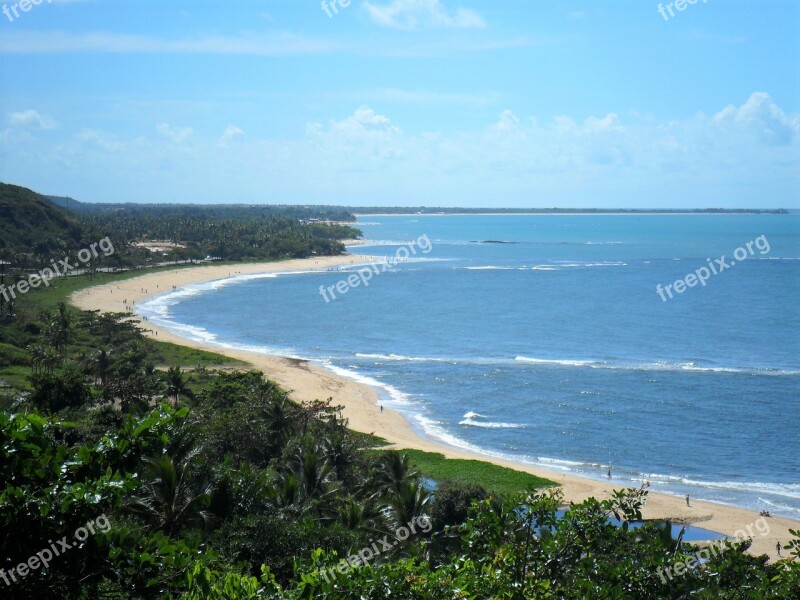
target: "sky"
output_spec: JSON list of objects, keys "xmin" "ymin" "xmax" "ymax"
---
[{"xmin": 0, "ymin": 0, "xmax": 798, "ymax": 208}]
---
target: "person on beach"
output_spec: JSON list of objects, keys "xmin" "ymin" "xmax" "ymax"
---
[
  {"xmin": 776, "ymin": 542, "xmax": 782, "ymax": 557},
  {"xmin": 607, "ymin": 468, "xmax": 611, "ymax": 479},
  {"xmin": 380, "ymin": 405, "xmax": 384, "ymax": 413},
  {"xmin": 686, "ymin": 495, "xmax": 690, "ymax": 507}
]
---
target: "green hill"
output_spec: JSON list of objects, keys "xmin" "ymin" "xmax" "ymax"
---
[
  {"xmin": 0, "ymin": 183, "xmax": 85, "ymax": 263},
  {"xmin": 46, "ymin": 194, "xmax": 85, "ymax": 212}
]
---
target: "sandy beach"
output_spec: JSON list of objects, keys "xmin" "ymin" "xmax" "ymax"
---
[{"xmin": 70, "ymin": 255, "xmax": 797, "ymax": 560}]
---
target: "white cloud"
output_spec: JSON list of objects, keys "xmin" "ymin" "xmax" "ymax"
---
[
  {"xmin": 363, "ymin": 0, "xmax": 486, "ymax": 30},
  {"xmin": 583, "ymin": 113, "xmax": 620, "ymax": 134},
  {"xmin": 0, "ymin": 30, "xmax": 550, "ymax": 58},
  {"xmin": 489, "ymin": 109, "xmax": 520, "ymax": 134},
  {"xmin": 306, "ymin": 108, "xmax": 404, "ymax": 161},
  {"xmin": 156, "ymin": 123, "xmax": 193, "ymax": 143},
  {"xmin": 2, "ymin": 94, "xmax": 797, "ymax": 207},
  {"xmin": 219, "ymin": 125, "xmax": 244, "ymax": 147},
  {"xmin": 713, "ymin": 92, "xmax": 799, "ymax": 146},
  {"xmin": 0, "ymin": 30, "xmax": 343, "ymax": 55},
  {"xmin": 77, "ymin": 129, "xmax": 123, "ymax": 151},
  {"xmin": 7, "ymin": 109, "xmax": 56, "ymax": 130},
  {"xmin": 321, "ymin": 107, "xmax": 402, "ymax": 137}
]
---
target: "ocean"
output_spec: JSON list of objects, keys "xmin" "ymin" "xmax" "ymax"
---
[{"xmin": 139, "ymin": 214, "xmax": 800, "ymax": 518}]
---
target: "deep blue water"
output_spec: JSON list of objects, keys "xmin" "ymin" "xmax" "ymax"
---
[{"xmin": 140, "ymin": 214, "xmax": 800, "ymax": 518}]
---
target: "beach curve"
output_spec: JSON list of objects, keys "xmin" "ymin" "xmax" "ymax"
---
[{"xmin": 69, "ymin": 255, "xmax": 798, "ymax": 561}]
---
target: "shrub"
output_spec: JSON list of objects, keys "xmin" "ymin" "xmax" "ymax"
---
[{"xmin": 29, "ymin": 364, "xmax": 91, "ymax": 412}]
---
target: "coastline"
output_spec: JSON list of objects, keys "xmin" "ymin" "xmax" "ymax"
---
[{"xmin": 69, "ymin": 255, "xmax": 797, "ymax": 560}]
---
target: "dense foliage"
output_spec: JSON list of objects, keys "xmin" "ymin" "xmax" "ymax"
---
[
  {"xmin": 47, "ymin": 197, "xmax": 356, "ymax": 222},
  {"xmin": 82, "ymin": 212, "xmax": 357, "ymax": 262},
  {"xmin": 0, "ymin": 184, "xmax": 85, "ymax": 264},
  {"xmin": 2, "ymin": 400, "xmax": 798, "ymax": 598},
  {"xmin": 1, "ymin": 183, "xmax": 359, "ymax": 274}
]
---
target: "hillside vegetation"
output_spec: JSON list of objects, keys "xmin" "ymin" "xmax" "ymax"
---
[
  {"xmin": 0, "ymin": 183, "xmax": 360, "ymax": 269},
  {"xmin": 0, "ymin": 184, "xmax": 84, "ymax": 262}
]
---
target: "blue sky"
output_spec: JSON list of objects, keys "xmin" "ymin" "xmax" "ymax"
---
[{"xmin": 1, "ymin": 0, "xmax": 798, "ymax": 207}]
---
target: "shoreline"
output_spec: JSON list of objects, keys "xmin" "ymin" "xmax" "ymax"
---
[{"xmin": 69, "ymin": 255, "xmax": 797, "ymax": 560}]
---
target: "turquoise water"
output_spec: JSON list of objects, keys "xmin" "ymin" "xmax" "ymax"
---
[{"xmin": 140, "ymin": 214, "xmax": 800, "ymax": 518}]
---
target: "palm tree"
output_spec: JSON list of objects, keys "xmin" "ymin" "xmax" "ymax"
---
[
  {"xmin": 272, "ymin": 473, "xmax": 302, "ymax": 512},
  {"xmin": 272, "ymin": 441, "xmax": 339, "ymax": 519},
  {"xmin": 27, "ymin": 344, "xmax": 46, "ymax": 375},
  {"xmin": 372, "ymin": 451, "xmax": 419, "ymax": 497},
  {"xmin": 336, "ymin": 497, "xmax": 385, "ymax": 534},
  {"xmin": 87, "ymin": 348, "xmax": 112, "ymax": 387},
  {"xmin": 337, "ymin": 499, "xmax": 368, "ymax": 529},
  {"xmin": 163, "ymin": 366, "xmax": 194, "ymax": 405},
  {"xmin": 291, "ymin": 442, "xmax": 338, "ymax": 504},
  {"xmin": 322, "ymin": 433, "xmax": 357, "ymax": 483},
  {"xmin": 50, "ymin": 302, "xmax": 72, "ymax": 355},
  {"xmin": 126, "ymin": 447, "xmax": 213, "ymax": 535},
  {"xmin": 27, "ymin": 343, "xmax": 59, "ymax": 375},
  {"xmin": 262, "ymin": 394, "xmax": 297, "ymax": 455},
  {"xmin": 382, "ymin": 480, "xmax": 432, "ymax": 531}
]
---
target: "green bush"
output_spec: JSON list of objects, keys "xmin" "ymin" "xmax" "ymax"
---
[
  {"xmin": 29, "ymin": 364, "xmax": 90, "ymax": 412},
  {"xmin": 430, "ymin": 481, "xmax": 489, "ymax": 532},
  {"xmin": 212, "ymin": 515, "xmax": 363, "ymax": 584}
]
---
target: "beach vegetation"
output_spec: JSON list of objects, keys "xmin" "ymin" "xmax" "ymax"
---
[
  {"xmin": 379, "ymin": 448, "xmax": 557, "ymax": 496},
  {"xmin": 0, "ymin": 182, "xmax": 360, "ymax": 292}
]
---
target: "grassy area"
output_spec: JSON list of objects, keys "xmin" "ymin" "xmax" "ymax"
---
[
  {"xmin": 386, "ymin": 448, "xmax": 558, "ymax": 495},
  {"xmin": 354, "ymin": 432, "xmax": 393, "ymax": 448},
  {"xmin": 150, "ymin": 340, "xmax": 247, "ymax": 369},
  {"xmin": 0, "ymin": 265, "xmax": 245, "ymax": 391}
]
